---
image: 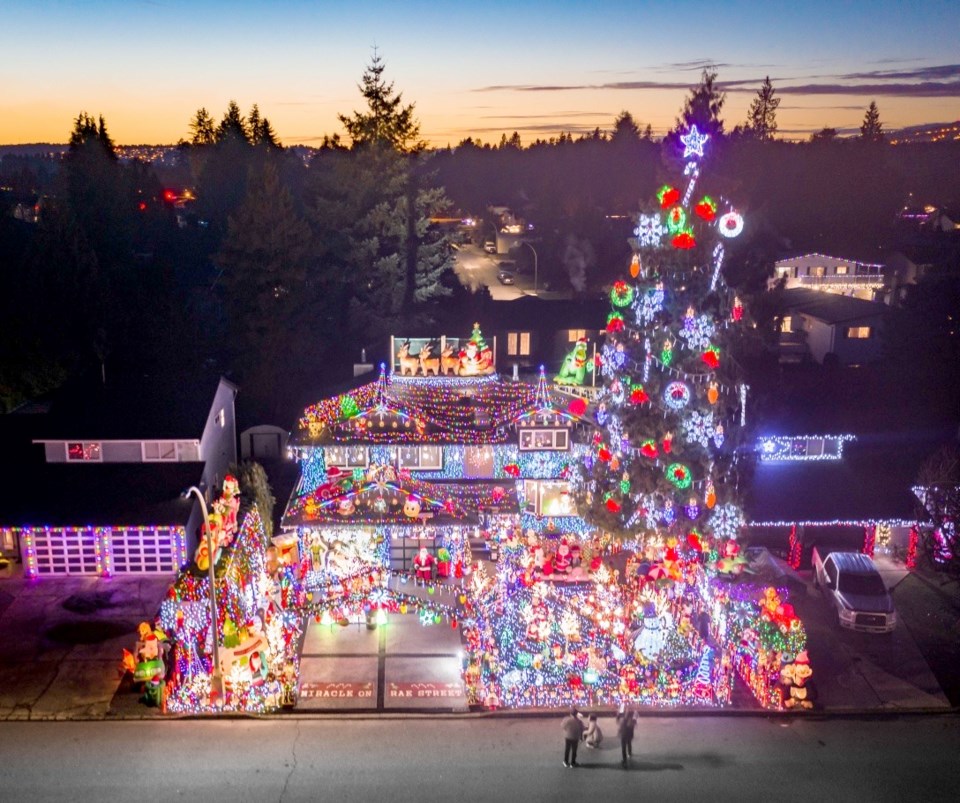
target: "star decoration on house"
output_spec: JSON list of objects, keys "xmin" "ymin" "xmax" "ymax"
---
[{"xmin": 681, "ymin": 125, "xmax": 709, "ymax": 158}]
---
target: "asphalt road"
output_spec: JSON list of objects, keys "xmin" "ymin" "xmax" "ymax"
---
[
  {"xmin": 453, "ymin": 244, "xmax": 526, "ymax": 300},
  {"xmin": 2, "ymin": 714, "xmax": 959, "ymax": 802}
]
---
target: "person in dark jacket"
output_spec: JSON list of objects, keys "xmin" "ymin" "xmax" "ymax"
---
[
  {"xmin": 561, "ymin": 706, "xmax": 585, "ymax": 767},
  {"xmin": 616, "ymin": 708, "xmax": 636, "ymax": 767}
]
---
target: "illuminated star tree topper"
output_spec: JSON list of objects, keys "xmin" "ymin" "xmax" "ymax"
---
[{"xmin": 680, "ymin": 125, "xmax": 710, "ymax": 158}]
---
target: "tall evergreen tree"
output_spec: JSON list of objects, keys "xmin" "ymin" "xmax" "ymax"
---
[
  {"xmin": 579, "ymin": 124, "xmax": 747, "ymax": 542},
  {"xmin": 189, "ymin": 107, "xmax": 216, "ymax": 145},
  {"xmin": 249, "ymin": 104, "xmax": 281, "ymax": 148},
  {"xmin": 338, "ymin": 49, "xmax": 422, "ymax": 153},
  {"xmin": 745, "ymin": 76, "xmax": 780, "ymax": 141},
  {"xmin": 675, "ymin": 69, "xmax": 726, "ymax": 139},
  {"xmin": 216, "ymin": 100, "xmax": 250, "ymax": 144},
  {"xmin": 309, "ymin": 52, "xmax": 454, "ymax": 346},
  {"xmin": 214, "ymin": 160, "xmax": 310, "ymax": 398},
  {"xmin": 860, "ymin": 101, "xmax": 884, "ymax": 142},
  {"xmin": 611, "ymin": 111, "xmax": 642, "ymax": 144}
]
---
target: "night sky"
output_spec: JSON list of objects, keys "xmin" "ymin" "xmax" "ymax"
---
[{"xmin": 3, "ymin": 0, "xmax": 959, "ymax": 146}]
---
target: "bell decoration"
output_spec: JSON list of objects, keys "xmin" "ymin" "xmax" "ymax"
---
[{"xmin": 707, "ymin": 382, "xmax": 719, "ymax": 405}]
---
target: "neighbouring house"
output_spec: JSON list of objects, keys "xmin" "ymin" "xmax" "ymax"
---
[
  {"xmin": 0, "ymin": 370, "xmax": 238, "ymax": 577},
  {"xmin": 770, "ymin": 253, "xmax": 886, "ymax": 302},
  {"xmin": 776, "ymin": 288, "xmax": 887, "ymax": 365},
  {"xmin": 744, "ymin": 431, "xmax": 946, "ymax": 568},
  {"xmin": 484, "ymin": 296, "xmax": 608, "ymax": 381}
]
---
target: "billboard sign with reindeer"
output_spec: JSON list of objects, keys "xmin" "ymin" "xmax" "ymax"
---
[{"xmin": 391, "ymin": 333, "xmax": 496, "ymax": 378}]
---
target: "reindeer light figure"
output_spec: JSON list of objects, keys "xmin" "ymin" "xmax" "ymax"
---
[
  {"xmin": 397, "ymin": 341, "xmax": 420, "ymax": 376},
  {"xmin": 440, "ymin": 344, "xmax": 460, "ymax": 376},
  {"xmin": 419, "ymin": 343, "xmax": 440, "ymax": 376}
]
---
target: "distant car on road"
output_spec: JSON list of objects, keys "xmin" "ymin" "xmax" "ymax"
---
[
  {"xmin": 483, "ymin": 241, "xmax": 496, "ymax": 254},
  {"xmin": 497, "ymin": 270, "xmax": 516, "ymax": 285},
  {"xmin": 812, "ymin": 547, "xmax": 896, "ymax": 633}
]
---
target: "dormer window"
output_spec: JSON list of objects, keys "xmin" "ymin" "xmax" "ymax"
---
[{"xmin": 519, "ymin": 429, "xmax": 569, "ymax": 451}]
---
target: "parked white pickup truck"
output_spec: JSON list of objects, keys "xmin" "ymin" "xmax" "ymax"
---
[{"xmin": 812, "ymin": 547, "xmax": 896, "ymax": 633}]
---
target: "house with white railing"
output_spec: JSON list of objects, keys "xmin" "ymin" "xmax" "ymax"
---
[{"xmin": 770, "ymin": 253, "xmax": 886, "ymax": 302}]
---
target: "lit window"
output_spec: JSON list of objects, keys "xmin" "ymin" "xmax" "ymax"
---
[
  {"xmin": 846, "ymin": 327, "xmax": 871, "ymax": 339},
  {"xmin": 524, "ymin": 480, "xmax": 576, "ymax": 516},
  {"xmin": 325, "ymin": 446, "xmax": 368, "ymax": 468},
  {"xmin": 780, "ymin": 316, "xmax": 792, "ymax": 333},
  {"xmin": 519, "ymin": 429, "xmax": 569, "ymax": 451},
  {"xmin": 143, "ymin": 441, "xmax": 178, "ymax": 461},
  {"xmin": 66, "ymin": 442, "xmax": 102, "ymax": 462},
  {"xmin": 397, "ymin": 445, "xmax": 443, "ymax": 471},
  {"xmin": 810, "ymin": 267, "xmax": 825, "ymax": 277},
  {"xmin": 835, "ymin": 265, "xmax": 848, "ymax": 275},
  {"xmin": 776, "ymin": 266, "xmax": 794, "ymax": 279},
  {"xmin": 507, "ymin": 332, "xmax": 531, "ymax": 356},
  {"xmin": 216, "ymin": 409, "xmax": 226, "ymax": 428},
  {"xmin": 568, "ymin": 329, "xmax": 586, "ymax": 342}
]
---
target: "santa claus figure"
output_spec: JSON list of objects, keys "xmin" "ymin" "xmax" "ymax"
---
[
  {"xmin": 413, "ymin": 547, "xmax": 435, "ymax": 583},
  {"xmin": 555, "ymin": 540, "xmax": 572, "ymax": 573}
]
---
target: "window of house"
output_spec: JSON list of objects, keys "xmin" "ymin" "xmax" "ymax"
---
[
  {"xmin": 776, "ymin": 266, "xmax": 794, "ymax": 279},
  {"xmin": 397, "ymin": 445, "xmax": 443, "ymax": 471},
  {"xmin": 66, "ymin": 442, "xmax": 102, "ymax": 462},
  {"xmin": 835, "ymin": 265, "xmax": 848, "ymax": 275},
  {"xmin": 810, "ymin": 266, "xmax": 825, "ymax": 277},
  {"xmin": 846, "ymin": 326, "xmax": 871, "ymax": 339},
  {"xmin": 519, "ymin": 429, "xmax": 569, "ymax": 451},
  {"xmin": 216, "ymin": 408, "xmax": 226, "ymax": 428},
  {"xmin": 568, "ymin": 329, "xmax": 587, "ymax": 342},
  {"xmin": 780, "ymin": 316, "xmax": 793, "ymax": 333},
  {"xmin": 507, "ymin": 332, "xmax": 531, "ymax": 356},
  {"xmin": 464, "ymin": 445, "xmax": 495, "ymax": 477},
  {"xmin": 142, "ymin": 441, "xmax": 178, "ymax": 461},
  {"xmin": 325, "ymin": 446, "xmax": 368, "ymax": 468},
  {"xmin": 523, "ymin": 480, "xmax": 576, "ymax": 516}
]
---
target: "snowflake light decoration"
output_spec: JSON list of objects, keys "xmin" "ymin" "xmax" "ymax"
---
[
  {"xmin": 634, "ymin": 213, "xmax": 665, "ymax": 248},
  {"xmin": 679, "ymin": 313, "xmax": 716, "ymax": 350},
  {"xmin": 681, "ymin": 410, "xmax": 715, "ymax": 447},
  {"xmin": 601, "ymin": 343, "xmax": 627, "ymax": 377},
  {"xmin": 708, "ymin": 503, "xmax": 745, "ymax": 540},
  {"xmin": 681, "ymin": 125, "xmax": 710, "ymax": 158},
  {"xmin": 633, "ymin": 283, "xmax": 665, "ymax": 325}
]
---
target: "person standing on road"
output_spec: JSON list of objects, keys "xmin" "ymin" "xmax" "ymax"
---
[
  {"xmin": 616, "ymin": 707, "xmax": 636, "ymax": 767},
  {"xmin": 562, "ymin": 706, "xmax": 585, "ymax": 767}
]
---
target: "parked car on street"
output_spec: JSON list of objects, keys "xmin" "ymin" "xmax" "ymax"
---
[
  {"xmin": 483, "ymin": 241, "xmax": 496, "ymax": 254},
  {"xmin": 497, "ymin": 270, "xmax": 516, "ymax": 285},
  {"xmin": 812, "ymin": 547, "xmax": 896, "ymax": 633}
]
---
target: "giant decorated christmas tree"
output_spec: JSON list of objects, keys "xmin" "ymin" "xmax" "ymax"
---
[{"xmin": 581, "ymin": 125, "xmax": 748, "ymax": 551}]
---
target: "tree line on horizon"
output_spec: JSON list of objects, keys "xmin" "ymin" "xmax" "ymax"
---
[{"xmin": 0, "ymin": 63, "xmax": 958, "ymax": 427}]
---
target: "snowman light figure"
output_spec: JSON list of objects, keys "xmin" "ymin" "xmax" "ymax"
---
[{"xmin": 633, "ymin": 601, "xmax": 669, "ymax": 660}]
